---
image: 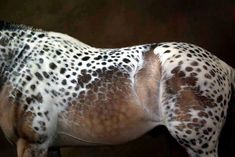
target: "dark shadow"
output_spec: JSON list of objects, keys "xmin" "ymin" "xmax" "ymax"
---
[
  {"xmin": 0, "ymin": 129, "xmax": 16, "ymax": 157},
  {"xmin": 218, "ymin": 88, "xmax": 235, "ymax": 157},
  {"xmin": 148, "ymin": 126, "xmax": 189, "ymax": 157}
]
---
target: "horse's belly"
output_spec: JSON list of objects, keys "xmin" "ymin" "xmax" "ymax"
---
[
  {"xmin": 55, "ymin": 116, "xmax": 158, "ymax": 146},
  {"xmin": 55, "ymin": 96, "xmax": 160, "ymax": 146}
]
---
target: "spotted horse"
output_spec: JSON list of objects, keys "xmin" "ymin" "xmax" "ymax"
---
[{"xmin": 0, "ymin": 21, "xmax": 234, "ymax": 157}]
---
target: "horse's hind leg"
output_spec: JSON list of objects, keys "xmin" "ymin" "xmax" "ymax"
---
[
  {"xmin": 163, "ymin": 87, "xmax": 226, "ymax": 157},
  {"xmin": 16, "ymin": 138, "xmax": 48, "ymax": 157}
]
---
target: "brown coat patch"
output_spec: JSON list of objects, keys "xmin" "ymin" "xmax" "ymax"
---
[
  {"xmin": 0, "ymin": 84, "xmax": 18, "ymax": 143},
  {"xmin": 134, "ymin": 51, "xmax": 161, "ymax": 113},
  {"xmin": 171, "ymin": 87, "xmax": 214, "ymax": 123}
]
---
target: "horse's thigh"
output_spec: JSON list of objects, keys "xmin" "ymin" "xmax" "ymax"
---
[{"xmin": 164, "ymin": 89, "xmax": 225, "ymax": 157}]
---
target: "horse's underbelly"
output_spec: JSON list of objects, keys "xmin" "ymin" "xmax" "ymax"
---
[
  {"xmin": 55, "ymin": 90, "xmax": 160, "ymax": 146},
  {"xmin": 56, "ymin": 112, "xmax": 158, "ymax": 146}
]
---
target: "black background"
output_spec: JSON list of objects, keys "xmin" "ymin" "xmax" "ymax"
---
[{"xmin": 0, "ymin": 0, "xmax": 234, "ymax": 156}]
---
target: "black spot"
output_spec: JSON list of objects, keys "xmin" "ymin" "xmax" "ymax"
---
[
  {"xmin": 81, "ymin": 69, "xmax": 87, "ymax": 75},
  {"xmin": 30, "ymin": 84, "xmax": 36, "ymax": 90},
  {"xmin": 39, "ymin": 58, "xmax": 44, "ymax": 64},
  {"xmin": 51, "ymin": 90, "xmax": 58, "ymax": 96},
  {"xmin": 191, "ymin": 61, "xmax": 199, "ymax": 66},
  {"xmin": 217, "ymin": 95, "xmax": 223, "ymax": 103},
  {"xmin": 61, "ymin": 79, "xmax": 67, "ymax": 85},
  {"xmin": 163, "ymin": 50, "xmax": 171, "ymax": 54},
  {"xmin": 202, "ymin": 53, "xmax": 208, "ymax": 58},
  {"xmin": 34, "ymin": 127, "xmax": 39, "ymax": 131},
  {"xmin": 186, "ymin": 67, "xmax": 193, "ymax": 72},
  {"xmin": 187, "ymin": 54, "xmax": 192, "ymax": 58},
  {"xmin": 35, "ymin": 72, "xmax": 43, "ymax": 80},
  {"xmin": 59, "ymin": 88, "xmax": 65, "ymax": 92},
  {"xmin": 123, "ymin": 58, "xmax": 130, "ymax": 63},
  {"xmin": 26, "ymin": 97, "xmax": 33, "ymax": 104},
  {"xmin": 179, "ymin": 71, "xmax": 186, "ymax": 77},
  {"xmin": 26, "ymin": 75, "xmax": 32, "ymax": 81},
  {"xmin": 203, "ymin": 129, "xmax": 209, "ymax": 135},
  {"xmin": 38, "ymin": 34, "xmax": 45, "ymax": 38},
  {"xmin": 171, "ymin": 66, "xmax": 181, "ymax": 74},
  {"xmin": 202, "ymin": 143, "xmax": 209, "ymax": 148},
  {"xmin": 209, "ymin": 70, "xmax": 216, "ymax": 77},
  {"xmin": 56, "ymin": 50, "xmax": 61, "ymax": 55},
  {"xmin": 205, "ymin": 62, "xmax": 210, "ymax": 66},
  {"xmin": 22, "ymin": 81, "xmax": 27, "ymax": 86},
  {"xmin": 70, "ymin": 79, "xmax": 76, "ymax": 84},
  {"xmin": 60, "ymin": 68, "xmax": 66, "ymax": 74},
  {"xmin": 26, "ymin": 34, "xmax": 32, "ymax": 38},
  {"xmin": 82, "ymin": 56, "xmax": 90, "ymax": 61},
  {"xmin": 87, "ymin": 63, "xmax": 91, "ymax": 67},
  {"xmin": 23, "ymin": 105, "xmax": 28, "ymax": 110},
  {"xmin": 44, "ymin": 111, "xmax": 49, "ymax": 120},
  {"xmin": 0, "ymin": 48, "xmax": 6, "ymax": 53},
  {"xmin": 162, "ymin": 45, "xmax": 170, "ymax": 48},
  {"xmin": 190, "ymin": 139, "xmax": 196, "ymax": 145},
  {"xmin": 197, "ymin": 149, "xmax": 203, "ymax": 154},
  {"xmin": 49, "ymin": 62, "xmax": 57, "ymax": 70},
  {"xmin": 103, "ymin": 55, "xmax": 108, "ymax": 59},
  {"xmin": 39, "ymin": 50, "xmax": 44, "ymax": 55},
  {"xmin": 30, "ymin": 107, "xmax": 34, "ymax": 111},
  {"xmin": 24, "ymin": 44, "xmax": 30, "ymax": 50},
  {"xmin": 72, "ymin": 93, "xmax": 77, "ymax": 97},
  {"xmin": 43, "ymin": 46, "xmax": 49, "ymax": 51},
  {"xmin": 203, "ymin": 65, "xmax": 208, "ymax": 70},
  {"xmin": 73, "ymin": 55, "xmax": 78, "ymax": 59},
  {"xmin": 208, "ymin": 128, "xmax": 212, "ymax": 132},
  {"xmin": 32, "ymin": 93, "xmax": 43, "ymax": 103},
  {"xmin": 189, "ymin": 49, "xmax": 195, "ymax": 53},
  {"xmin": 0, "ymin": 37, "xmax": 9, "ymax": 46},
  {"xmin": 175, "ymin": 55, "xmax": 181, "ymax": 58},
  {"xmin": 42, "ymin": 71, "xmax": 50, "ymax": 79}
]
